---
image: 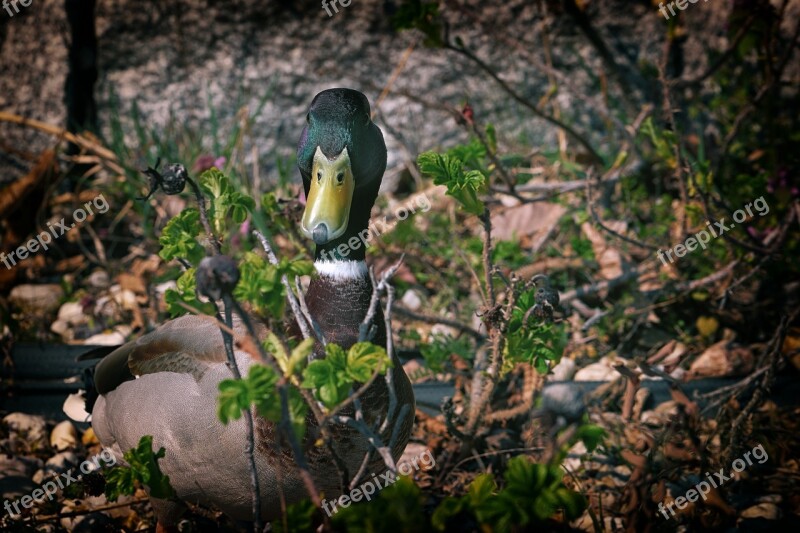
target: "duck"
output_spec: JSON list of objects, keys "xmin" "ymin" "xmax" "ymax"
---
[{"xmin": 67, "ymin": 88, "xmax": 415, "ymax": 531}]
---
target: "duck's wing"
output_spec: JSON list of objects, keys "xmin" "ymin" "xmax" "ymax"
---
[{"xmin": 93, "ymin": 314, "xmax": 263, "ymax": 396}]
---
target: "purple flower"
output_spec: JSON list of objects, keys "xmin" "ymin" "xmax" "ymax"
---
[{"xmin": 193, "ymin": 154, "xmax": 226, "ymax": 173}]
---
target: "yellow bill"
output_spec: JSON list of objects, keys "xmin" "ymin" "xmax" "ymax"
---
[{"xmin": 302, "ymin": 146, "xmax": 355, "ymax": 244}]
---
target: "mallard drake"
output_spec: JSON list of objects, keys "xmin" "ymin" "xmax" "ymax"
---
[{"xmin": 69, "ymin": 88, "xmax": 414, "ymax": 530}]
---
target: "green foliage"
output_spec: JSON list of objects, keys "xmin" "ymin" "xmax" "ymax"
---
[
  {"xmin": 492, "ymin": 239, "xmax": 528, "ymax": 269},
  {"xmin": 432, "ymin": 456, "xmax": 586, "ymax": 532},
  {"xmin": 332, "ymin": 476, "xmax": 428, "ymax": 532},
  {"xmin": 417, "ymin": 151, "xmax": 486, "ymax": 216},
  {"xmin": 158, "ymin": 208, "xmax": 205, "ymax": 265},
  {"xmin": 504, "ymin": 288, "xmax": 568, "ymax": 374},
  {"xmin": 273, "ymin": 499, "xmax": 317, "ymax": 533},
  {"xmin": 217, "ymin": 364, "xmax": 308, "ymax": 441},
  {"xmin": 569, "ymin": 236, "xmax": 595, "ymax": 261},
  {"xmin": 105, "ymin": 435, "xmax": 175, "ymax": 502},
  {"xmin": 268, "ymin": 336, "xmax": 316, "ymax": 377},
  {"xmin": 164, "ymin": 268, "xmax": 216, "ymax": 317},
  {"xmin": 420, "ymin": 333, "xmax": 474, "ymax": 373},
  {"xmin": 199, "ymin": 168, "xmax": 256, "ymax": 235},
  {"xmin": 301, "ymin": 342, "xmax": 391, "ymax": 409}
]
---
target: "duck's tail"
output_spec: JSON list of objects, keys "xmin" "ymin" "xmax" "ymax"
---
[{"xmin": 62, "ymin": 345, "xmax": 118, "ymax": 423}]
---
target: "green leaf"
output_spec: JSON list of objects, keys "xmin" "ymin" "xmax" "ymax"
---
[
  {"xmin": 301, "ymin": 342, "xmax": 389, "ymax": 409},
  {"xmin": 302, "ymin": 359, "xmax": 348, "ymax": 408},
  {"xmin": 577, "ymin": 424, "xmax": 606, "ymax": 453},
  {"xmin": 158, "ymin": 209, "xmax": 205, "ymax": 265},
  {"xmin": 164, "ymin": 268, "xmax": 216, "ymax": 318},
  {"xmin": 287, "ymin": 337, "xmax": 315, "ymax": 375},
  {"xmin": 346, "ymin": 342, "xmax": 390, "ymax": 382},
  {"xmin": 417, "ymin": 151, "xmax": 486, "ymax": 215},
  {"xmin": 264, "ymin": 331, "xmax": 289, "ymax": 373},
  {"xmin": 105, "ymin": 435, "xmax": 175, "ymax": 501},
  {"xmin": 217, "ymin": 378, "xmax": 250, "ymax": 424}
]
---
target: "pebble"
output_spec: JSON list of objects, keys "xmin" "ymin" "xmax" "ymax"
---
[
  {"xmin": 50, "ymin": 421, "xmax": 78, "ymax": 451},
  {"xmin": 87, "ymin": 270, "xmax": 110, "ymax": 288},
  {"xmin": 574, "ymin": 355, "xmax": 628, "ymax": 381},
  {"xmin": 8, "ymin": 284, "xmax": 64, "ymax": 314},
  {"xmin": 57, "ymin": 301, "xmax": 86, "ymax": 325},
  {"xmin": 401, "ymin": 289, "xmax": 422, "ymax": 311},
  {"xmin": 550, "ymin": 357, "xmax": 576, "ymax": 381},
  {"xmin": 84, "ymin": 325, "xmax": 131, "ymax": 345},
  {"xmin": 45, "ymin": 451, "xmax": 79, "ymax": 476},
  {"xmin": 3, "ymin": 412, "xmax": 48, "ymax": 447}
]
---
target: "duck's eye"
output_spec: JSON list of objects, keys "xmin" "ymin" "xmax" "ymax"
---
[
  {"xmin": 364, "ymin": 113, "xmax": 370, "ymax": 125},
  {"xmin": 317, "ymin": 171, "xmax": 322, "ymax": 182},
  {"xmin": 336, "ymin": 172, "xmax": 345, "ymax": 184},
  {"xmin": 306, "ymin": 113, "xmax": 311, "ymax": 124}
]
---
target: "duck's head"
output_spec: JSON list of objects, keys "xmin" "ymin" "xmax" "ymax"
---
[{"xmin": 297, "ymin": 88, "xmax": 386, "ymax": 263}]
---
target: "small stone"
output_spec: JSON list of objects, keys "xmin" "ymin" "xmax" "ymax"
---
[
  {"xmin": 8, "ymin": 284, "xmax": 64, "ymax": 314},
  {"xmin": 50, "ymin": 421, "xmax": 78, "ymax": 451},
  {"xmin": 401, "ymin": 289, "xmax": 422, "ymax": 311},
  {"xmin": 109, "ymin": 285, "xmax": 138, "ymax": 311},
  {"xmin": 51, "ymin": 319, "xmax": 70, "ymax": 336},
  {"xmin": 3, "ymin": 412, "xmax": 48, "ymax": 447},
  {"xmin": 87, "ymin": 270, "xmax": 110, "ymax": 288},
  {"xmin": 57, "ymin": 302, "xmax": 86, "ymax": 325},
  {"xmin": 83, "ymin": 331, "xmax": 126, "ymax": 345},
  {"xmin": 431, "ymin": 324, "xmax": 458, "ymax": 338},
  {"xmin": 574, "ymin": 355, "xmax": 628, "ymax": 381},
  {"xmin": 0, "ymin": 454, "xmax": 41, "ymax": 479},
  {"xmin": 550, "ymin": 357, "xmax": 576, "ymax": 381},
  {"xmin": 45, "ymin": 452, "xmax": 79, "ymax": 475}
]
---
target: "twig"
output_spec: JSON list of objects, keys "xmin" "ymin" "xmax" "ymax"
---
[
  {"xmin": 393, "ymin": 305, "xmax": 486, "ymax": 341},
  {"xmin": 216, "ymin": 296, "xmax": 262, "ymax": 532},
  {"xmin": 480, "ymin": 207, "xmax": 495, "ymax": 306},
  {"xmin": 358, "ymin": 258, "xmax": 404, "ymax": 342},
  {"xmin": 295, "ymin": 276, "xmax": 325, "ymax": 344},
  {"xmin": 670, "ymin": 15, "xmax": 758, "ymax": 89},
  {"xmin": 18, "ymin": 498, "xmax": 149, "ymax": 523},
  {"xmin": 586, "ymin": 171, "xmax": 660, "ymax": 251},
  {"xmin": 253, "ymin": 230, "xmax": 324, "ymax": 345},
  {"xmin": 723, "ymin": 312, "xmax": 797, "ymax": 461},
  {"xmin": 444, "ymin": 43, "xmax": 603, "ymax": 165},
  {"xmin": 185, "ymin": 176, "xmax": 221, "ymax": 255}
]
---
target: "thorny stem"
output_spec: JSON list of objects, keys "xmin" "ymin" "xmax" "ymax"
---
[
  {"xmin": 480, "ymin": 207, "xmax": 495, "ymax": 307},
  {"xmin": 185, "ymin": 176, "xmax": 221, "ymax": 255},
  {"xmin": 253, "ymin": 229, "xmax": 324, "ymax": 345},
  {"xmin": 226, "ymin": 298, "xmax": 322, "ymax": 506},
  {"xmin": 216, "ymin": 296, "xmax": 262, "ymax": 532},
  {"xmin": 188, "ymin": 173, "xmax": 259, "ymax": 530}
]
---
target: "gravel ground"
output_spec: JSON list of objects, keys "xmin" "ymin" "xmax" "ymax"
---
[{"xmin": 0, "ymin": 0, "xmax": 758, "ymax": 187}]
